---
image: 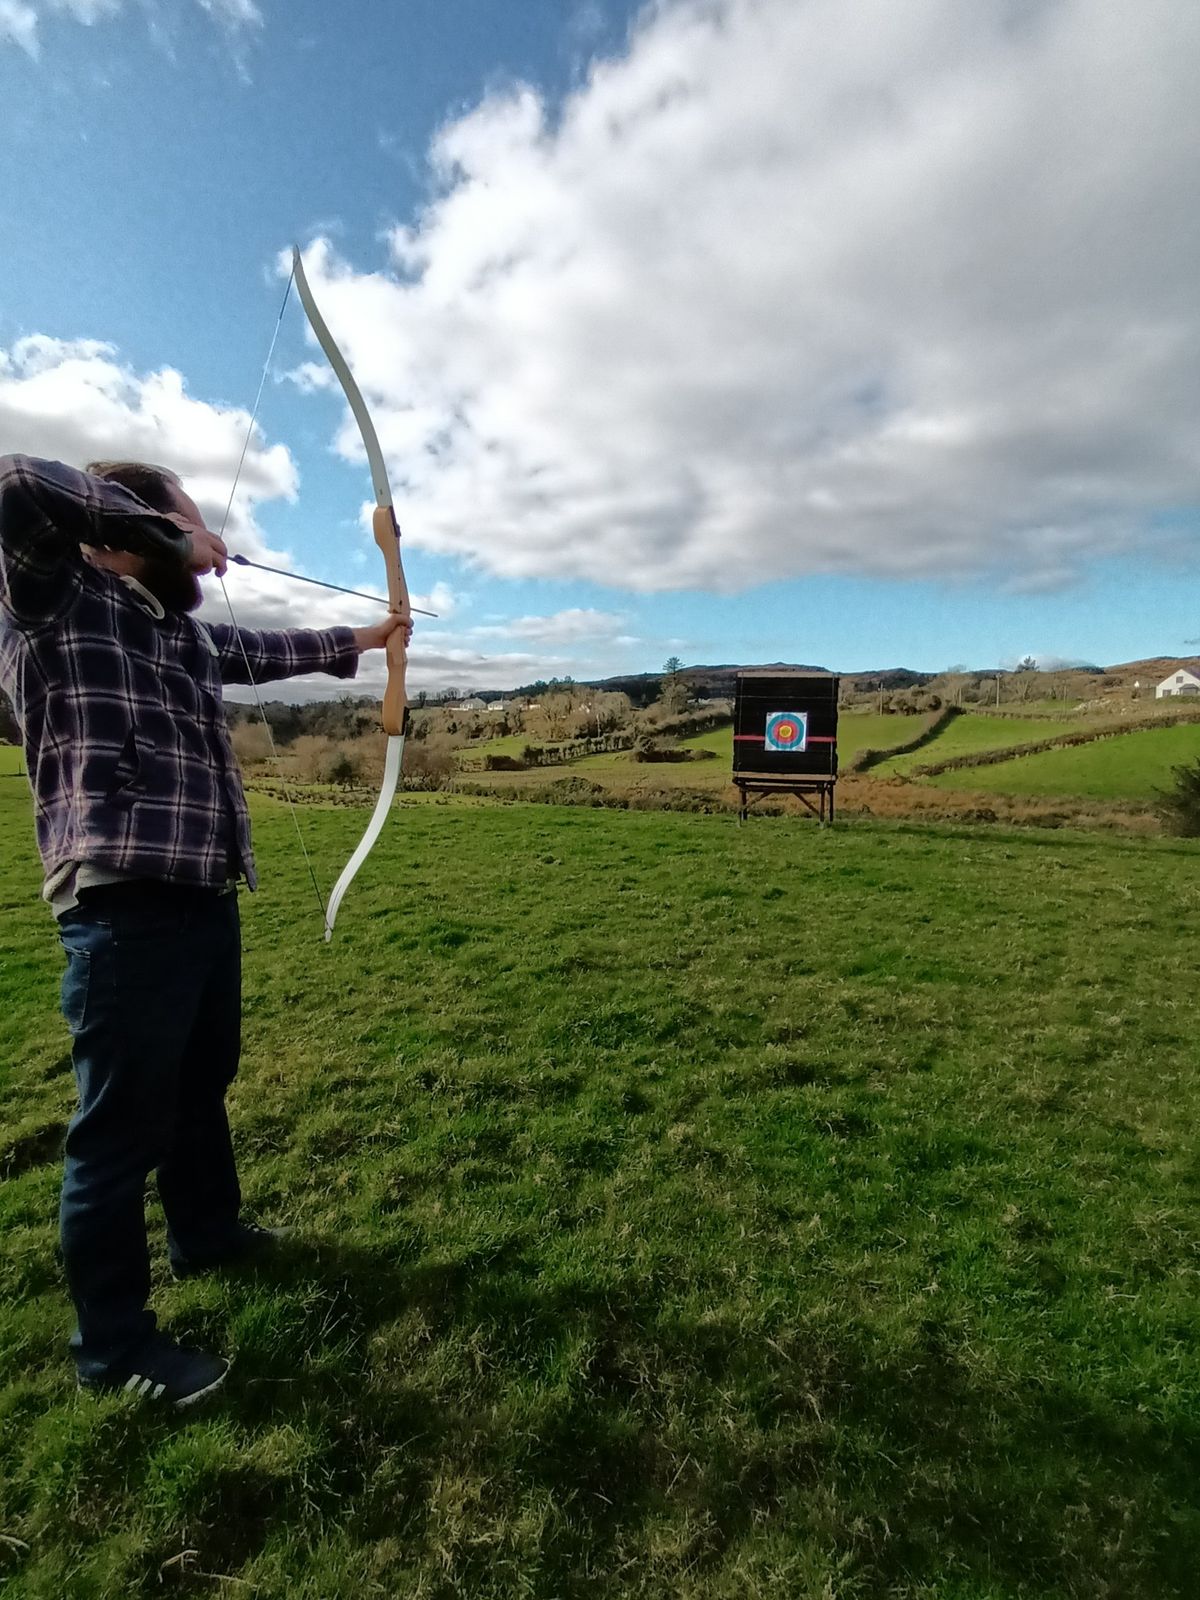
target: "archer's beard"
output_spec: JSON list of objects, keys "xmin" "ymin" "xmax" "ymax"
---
[{"xmin": 141, "ymin": 558, "xmax": 203, "ymax": 613}]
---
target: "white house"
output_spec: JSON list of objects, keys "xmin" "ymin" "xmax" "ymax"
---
[{"xmin": 1155, "ymin": 668, "xmax": 1200, "ymax": 699}]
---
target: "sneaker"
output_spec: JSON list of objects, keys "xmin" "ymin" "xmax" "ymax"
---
[
  {"xmin": 78, "ymin": 1334, "xmax": 229, "ymax": 1409},
  {"xmin": 171, "ymin": 1221, "xmax": 291, "ymax": 1279}
]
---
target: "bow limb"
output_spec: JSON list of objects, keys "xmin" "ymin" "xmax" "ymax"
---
[
  {"xmin": 291, "ymin": 246, "xmax": 412, "ymax": 940},
  {"xmin": 322, "ymin": 733, "xmax": 403, "ymax": 937}
]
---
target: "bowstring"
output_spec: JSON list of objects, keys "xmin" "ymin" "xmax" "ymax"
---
[{"xmin": 215, "ymin": 260, "xmax": 328, "ymax": 926}]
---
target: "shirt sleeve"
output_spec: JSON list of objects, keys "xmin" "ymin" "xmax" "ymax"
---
[
  {"xmin": 0, "ymin": 455, "xmax": 192, "ymax": 625},
  {"xmin": 204, "ymin": 622, "xmax": 361, "ymax": 686}
]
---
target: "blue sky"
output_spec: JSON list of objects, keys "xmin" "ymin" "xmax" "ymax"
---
[{"xmin": 2, "ymin": 0, "xmax": 1199, "ymax": 699}]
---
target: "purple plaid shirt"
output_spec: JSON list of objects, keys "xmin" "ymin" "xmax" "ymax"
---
[{"xmin": 0, "ymin": 455, "xmax": 360, "ymax": 892}]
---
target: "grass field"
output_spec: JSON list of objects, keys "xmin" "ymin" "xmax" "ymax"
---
[
  {"xmin": 657, "ymin": 713, "xmax": 928, "ymax": 766},
  {"xmin": 805, "ymin": 712, "xmax": 928, "ymax": 765},
  {"xmin": 875, "ymin": 714, "xmax": 1096, "ymax": 777},
  {"xmin": 924, "ymin": 722, "xmax": 1200, "ymax": 800},
  {"xmin": 976, "ymin": 698, "xmax": 1094, "ymax": 718},
  {"xmin": 668, "ymin": 713, "xmax": 942, "ymax": 770},
  {"xmin": 459, "ymin": 714, "xmax": 931, "ymax": 799},
  {"xmin": 2, "ymin": 781, "xmax": 1199, "ymax": 1597},
  {"xmin": 456, "ymin": 733, "xmax": 530, "ymax": 766},
  {"xmin": 0, "ymin": 742, "xmax": 26, "ymax": 776}
]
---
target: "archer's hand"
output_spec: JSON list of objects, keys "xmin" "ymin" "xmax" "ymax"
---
[
  {"xmin": 353, "ymin": 613, "xmax": 412, "ymax": 653},
  {"xmin": 170, "ymin": 518, "xmax": 228, "ymax": 577}
]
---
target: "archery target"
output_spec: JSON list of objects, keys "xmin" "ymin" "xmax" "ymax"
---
[{"xmin": 764, "ymin": 711, "xmax": 808, "ymax": 752}]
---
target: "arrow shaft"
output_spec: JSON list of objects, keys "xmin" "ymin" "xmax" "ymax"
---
[{"xmin": 228, "ymin": 554, "xmax": 436, "ymax": 616}]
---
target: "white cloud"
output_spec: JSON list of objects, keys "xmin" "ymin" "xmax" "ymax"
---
[
  {"xmin": 1, "ymin": 0, "xmax": 260, "ymax": 57},
  {"xmin": 0, "ymin": 334, "xmax": 334, "ymax": 660},
  {"xmin": 0, "ymin": 335, "xmax": 295, "ymax": 556},
  {"xmin": 291, "ymin": 0, "xmax": 1200, "ymax": 594},
  {"xmin": 474, "ymin": 607, "xmax": 627, "ymax": 645},
  {"xmin": 0, "ymin": 337, "xmax": 575, "ymax": 701},
  {"xmin": 244, "ymin": 641, "xmax": 571, "ymax": 707},
  {"xmin": 195, "ymin": 0, "xmax": 261, "ymax": 29},
  {"xmin": 405, "ymin": 647, "xmax": 554, "ymax": 694},
  {"xmin": 416, "ymin": 580, "xmax": 457, "ymax": 620},
  {"xmin": 0, "ymin": 337, "xmax": 554, "ymax": 703},
  {"xmin": 0, "ymin": 1, "xmax": 39, "ymax": 54}
]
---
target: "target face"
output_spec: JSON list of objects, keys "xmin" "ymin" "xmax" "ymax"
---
[{"xmin": 764, "ymin": 710, "xmax": 808, "ymax": 752}]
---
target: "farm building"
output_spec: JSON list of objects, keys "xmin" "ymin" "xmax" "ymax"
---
[{"xmin": 1155, "ymin": 668, "xmax": 1200, "ymax": 699}]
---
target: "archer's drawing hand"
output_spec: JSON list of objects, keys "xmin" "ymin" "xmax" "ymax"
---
[
  {"xmin": 353, "ymin": 612, "xmax": 412, "ymax": 654},
  {"xmin": 170, "ymin": 518, "xmax": 229, "ymax": 577}
]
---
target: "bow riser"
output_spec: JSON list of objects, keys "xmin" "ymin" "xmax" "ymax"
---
[{"xmin": 373, "ymin": 503, "xmax": 410, "ymax": 738}]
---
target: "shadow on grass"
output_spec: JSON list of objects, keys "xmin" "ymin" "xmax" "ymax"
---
[{"xmin": 175, "ymin": 1234, "xmax": 1200, "ymax": 1597}]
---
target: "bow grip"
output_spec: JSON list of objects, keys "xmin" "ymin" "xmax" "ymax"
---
[{"xmin": 372, "ymin": 503, "xmax": 410, "ymax": 737}]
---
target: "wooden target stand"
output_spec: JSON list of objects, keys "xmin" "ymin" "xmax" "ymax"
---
[
  {"xmin": 732, "ymin": 670, "xmax": 840, "ymax": 826},
  {"xmin": 734, "ymin": 773, "xmax": 836, "ymax": 824}
]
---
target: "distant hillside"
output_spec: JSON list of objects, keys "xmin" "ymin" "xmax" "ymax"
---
[
  {"xmin": 1100, "ymin": 656, "xmax": 1200, "ymax": 682},
  {"xmin": 589, "ymin": 663, "xmax": 829, "ymax": 705},
  {"xmin": 587, "ymin": 656, "xmax": 1200, "ymax": 707},
  {"xmin": 584, "ymin": 663, "xmax": 938, "ymax": 703},
  {"xmin": 92, "ymin": 652, "xmax": 1200, "ymax": 755}
]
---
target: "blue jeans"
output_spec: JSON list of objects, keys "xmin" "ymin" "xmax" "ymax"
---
[{"xmin": 57, "ymin": 882, "xmax": 243, "ymax": 1378}]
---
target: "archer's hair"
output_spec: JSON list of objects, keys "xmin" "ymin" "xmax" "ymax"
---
[{"xmin": 86, "ymin": 460, "xmax": 182, "ymax": 515}]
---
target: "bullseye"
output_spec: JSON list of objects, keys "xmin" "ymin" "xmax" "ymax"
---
[{"xmin": 764, "ymin": 710, "xmax": 808, "ymax": 752}]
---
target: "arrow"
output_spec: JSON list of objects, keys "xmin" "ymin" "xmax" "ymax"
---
[{"xmin": 227, "ymin": 553, "xmax": 437, "ymax": 615}]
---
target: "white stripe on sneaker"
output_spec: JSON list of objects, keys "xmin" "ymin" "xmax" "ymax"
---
[{"xmin": 87, "ymin": 1352, "xmax": 230, "ymax": 1407}]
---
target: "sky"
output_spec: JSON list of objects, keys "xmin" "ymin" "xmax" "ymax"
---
[{"xmin": 2, "ymin": 0, "xmax": 1199, "ymax": 703}]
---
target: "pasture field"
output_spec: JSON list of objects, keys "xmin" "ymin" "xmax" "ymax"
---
[
  {"xmin": 457, "ymin": 734, "xmax": 737, "ymax": 793},
  {"xmin": 455, "ymin": 733, "xmax": 529, "ymax": 767},
  {"xmin": 0, "ymin": 741, "xmax": 25, "ymax": 775},
  {"xmin": 459, "ymin": 713, "xmax": 927, "ymax": 798},
  {"xmin": 2, "ymin": 780, "xmax": 1199, "ymax": 1597},
  {"xmin": 978, "ymin": 698, "xmax": 1097, "ymax": 718},
  {"xmin": 875, "ymin": 713, "xmax": 1096, "ymax": 777},
  {"xmin": 664, "ymin": 712, "xmax": 945, "ymax": 769},
  {"xmin": 924, "ymin": 722, "xmax": 1200, "ymax": 800}
]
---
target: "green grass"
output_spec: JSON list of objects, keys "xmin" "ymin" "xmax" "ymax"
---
[
  {"xmin": 468, "ymin": 714, "xmax": 927, "ymax": 796},
  {"xmin": 526, "ymin": 729, "xmax": 736, "ymax": 790},
  {"xmin": 833, "ymin": 710, "xmax": 938, "ymax": 762},
  {"xmin": 2, "ymin": 781, "xmax": 1200, "ymax": 1596},
  {"xmin": 0, "ymin": 742, "xmax": 26, "ymax": 776},
  {"xmin": 456, "ymin": 733, "xmax": 531, "ymax": 765},
  {"xmin": 925, "ymin": 722, "xmax": 1200, "ymax": 800},
  {"xmin": 876, "ymin": 713, "xmax": 1096, "ymax": 777},
  {"xmin": 677, "ymin": 726, "xmax": 735, "ymax": 757},
  {"xmin": 651, "ymin": 712, "xmax": 927, "ymax": 765},
  {"xmin": 982, "ymin": 697, "xmax": 1092, "ymax": 718}
]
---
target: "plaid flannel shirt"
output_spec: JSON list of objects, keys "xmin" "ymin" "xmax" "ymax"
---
[{"xmin": 0, "ymin": 455, "xmax": 360, "ymax": 892}]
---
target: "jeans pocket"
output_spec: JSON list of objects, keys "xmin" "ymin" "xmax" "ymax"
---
[{"xmin": 60, "ymin": 946, "xmax": 93, "ymax": 1036}]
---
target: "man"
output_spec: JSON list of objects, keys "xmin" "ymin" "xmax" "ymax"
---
[{"xmin": 0, "ymin": 454, "xmax": 408, "ymax": 1407}]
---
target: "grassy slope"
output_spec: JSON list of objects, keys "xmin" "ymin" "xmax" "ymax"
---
[
  {"xmin": 465, "ymin": 714, "xmax": 927, "ymax": 797},
  {"xmin": 981, "ymin": 697, "xmax": 1093, "ymax": 717},
  {"xmin": 673, "ymin": 714, "xmax": 926, "ymax": 765},
  {"xmin": 669, "ymin": 713, "xmax": 937, "ymax": 767},
  {"xmin": 924, "ymin": 722, "xmax": 1200, "ymax": 799},
  {"xmin": 456, "ymin": 733, "xmax": 530, "ymax": 764},
  {"xmin": 2, "ymin": 785, "xmax": 1199, "ymax": 1597},
  {"xmin": 876, "ymin": 713, "xmax": 1095, "ymax": 777}
]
